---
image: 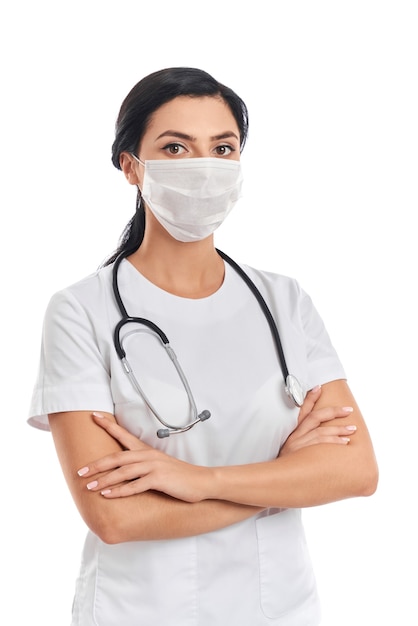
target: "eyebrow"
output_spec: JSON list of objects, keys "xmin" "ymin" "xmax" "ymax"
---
[{"xmin": 155, "ymin": 130, "xmax": 240, "ymax": 142}]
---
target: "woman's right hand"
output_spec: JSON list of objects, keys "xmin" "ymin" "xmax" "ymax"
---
[{"xmin": 279, "ymin": 385, "xmax": 357, "ymax": 457}]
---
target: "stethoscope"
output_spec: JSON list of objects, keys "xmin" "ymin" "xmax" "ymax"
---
[{"xmin": 113, "ymin": 249, "xmax": 306, "ymax": 438}]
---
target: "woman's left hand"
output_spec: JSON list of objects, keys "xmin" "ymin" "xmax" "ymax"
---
[
  {"xmin": 279, "ymin": 385, "xmax": 357, "ymax": 457},
  {"xmin": 77, "ymin": 412, "xmax": 211, "ymax": 502}
]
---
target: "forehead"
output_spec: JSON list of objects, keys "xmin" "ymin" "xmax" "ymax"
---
[{"xmin": 145, "ymin": 95, "xmax": 239, "ymax": 136}]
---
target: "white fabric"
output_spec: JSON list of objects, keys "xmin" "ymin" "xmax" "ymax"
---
[
  {"xmin": 141, "ymin": 158, "xmax": 243, "ymax": 242},
  {"xmin": 28, "ymin": 258, "xmax": 346, "ymax": 626}
]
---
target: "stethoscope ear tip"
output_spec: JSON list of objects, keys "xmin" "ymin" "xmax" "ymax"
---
[{"xmin": 156, "ymin": 410, "xmax": 211, "ymax": 438}]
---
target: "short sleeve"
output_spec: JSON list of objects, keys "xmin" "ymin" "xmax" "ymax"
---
[
  {"xmin": 299, "ymin": 287, "xmax": 346, "ymax": 389},
  {"xmin": 234, "ymin": 265, "xmax": 346, "ymax": 394},
  {"xmin": 28, "ymin": 288, "xmax": 114, "ymax": 430}
]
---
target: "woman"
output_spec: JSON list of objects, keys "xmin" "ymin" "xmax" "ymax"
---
[{"xmin": 28, "ymin": 67, "xmax": 378, "ymax": 626}]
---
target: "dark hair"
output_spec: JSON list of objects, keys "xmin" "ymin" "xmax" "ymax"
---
[{"xmin": 103, "ymin": 67, "xmax": 249, "ymax": 265}]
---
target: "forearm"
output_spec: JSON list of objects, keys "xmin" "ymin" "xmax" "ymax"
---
[
  {"xmin": 51, "ymin": 381, "xmax": 378, "ymax": 539},
  {"xmin": 210, "ymin": 441, "xmax": 377, "ymax": 508},
  {"xmin": 87, "ymin": 490, "xmax": 262, "ymax": 544},
  {"xmin": 49, "ymin": 410, "xmax": 263, "ymax": 544},
  {"xmin": 208, "ymin": 381, "xmax": 378, "ymax": 508}
]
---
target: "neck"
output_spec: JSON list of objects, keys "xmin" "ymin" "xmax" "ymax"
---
[{"xmin": 127, "ymin": 225, "xmax": 224, "ymax": 298}]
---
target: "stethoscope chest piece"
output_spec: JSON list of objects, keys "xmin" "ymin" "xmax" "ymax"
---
[{"xmin": 285, "ymin": 374, "xmax": 305, "ymax": 407}]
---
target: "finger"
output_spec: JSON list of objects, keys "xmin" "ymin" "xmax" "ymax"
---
[
  {"xmin": 297, "ymin": 385, "xmax": 322, "ymax": 423},
  {"xmin": 77, "ymin": 449, "xmax": 149, "ymax": 478},
  {"xmin": 293, "ymin": 434, "xmax": 352, "ymax": 451},
  {"xmin": 316, "ymin": 424, "xmax": 357, "ymax": 437},
  {"xmin": 100, "ymin": 477, "xmax": 152, "ymax": 498},
  {"xmin": 85, "ymin": 462, "xmax": 152, "ymax": 492},
  {"xmin": 283, "ymin": 429, "xmax": 354, "ymax": 454},
  {"xmin": 92, "ymin": 412, "xmax": 151, "ymax": 451},
  {"xmin": 297, "ymin": 406, "xmax": 354, "ymax": 435},
  {"xmin": 297, "ymin": 424, "xmax": 357, "ymax": 445}
]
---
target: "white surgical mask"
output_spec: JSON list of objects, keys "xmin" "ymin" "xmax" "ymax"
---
[{"xmin": 133, "ymin": 156, "xmax": 243, "ymax": 242}]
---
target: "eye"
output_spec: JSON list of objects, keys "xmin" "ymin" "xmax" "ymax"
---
[
  {"xmin": 162, "ymin": 143, "xmax": 187, "ymax": 156},
  {"xmin": 214, "ymin": 145, "xmax": 235, "ymax": 157}
]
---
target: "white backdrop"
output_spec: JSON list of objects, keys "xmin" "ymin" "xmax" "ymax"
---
[{"xmin": 1, "ymin": 1, "xmax": 417, "ymax": 624}]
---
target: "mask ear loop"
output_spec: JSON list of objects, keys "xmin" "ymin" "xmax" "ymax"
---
[
  {"xmin": 128, "ymin": 153, "xmax": 146, "ymax": 229},
  {"xmin": 131, "ymin": 153, "xmax": 146, "ymax": 166},
  {"xmin": 131, "ymin": 153, "xmax": 146, "ymax": 207}
]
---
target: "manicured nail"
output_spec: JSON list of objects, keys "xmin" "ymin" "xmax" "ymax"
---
[
  {"xmin": 345, "ymin": 425, "xmax": 357, "ymax": 432},
  {"xmin": 77, "ymin": 467, "xmax": 89, "ymax": 476},
  {"xmin": 341, "ymin": 437, "xmax": 351, "ymax": 443},
  {"xmin": 101, "ymin": 490, "xmax": 112, "ymax": 496},
  {"xmin": 87, "ymin": 480, "xmax": 98, "ymax": 490},
  {"xmin": 342, "ymin": 406, "xmax": 354, "ymax": 412},
  {"xmin": 312, "ymin": 385, "xmax": 322, "ymax": 392},
  {"xmin": 93, "ymin": 412, "xmax": 105, "ymax": 418}
]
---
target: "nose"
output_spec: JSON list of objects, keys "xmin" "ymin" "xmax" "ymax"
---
[{"xmin": 192, "ymin": 146, "xmax": 211, "ymax": 158}]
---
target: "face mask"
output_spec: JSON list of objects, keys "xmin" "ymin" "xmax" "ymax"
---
[{"xmin": 133, "ymin": 156, "xmax": 243, "ymax": 242}]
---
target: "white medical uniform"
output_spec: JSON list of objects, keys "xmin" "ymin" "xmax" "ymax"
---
[{"xmin": 28, "ymin": 258, "xmax": 346, "ymax": 626}]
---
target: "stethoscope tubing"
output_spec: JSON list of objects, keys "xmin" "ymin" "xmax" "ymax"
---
[
  {"xmin": 113, "ymin": 249, "xmax": 290, "ymax": 378},
  {"xmin": 215, "ymin": 249, "xmax": 290, "ymax": 381},
  {"xmin": 112, "ymin": 249, "xmax": 304, "ymax": 437}
]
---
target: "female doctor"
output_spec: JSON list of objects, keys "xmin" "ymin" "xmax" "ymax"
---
[{"xmin": 28, "ymin": 67, "xmax": 378, "ymax": 626}]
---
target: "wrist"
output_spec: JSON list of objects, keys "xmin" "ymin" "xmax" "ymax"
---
[{"xmin": 207, "ymin": 465, "xmax": 224, "ymax": 500}]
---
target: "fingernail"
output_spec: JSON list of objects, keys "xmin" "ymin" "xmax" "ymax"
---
[
  {"xmin": 341, "ymin": 437, "xmax": 351, "ymax": 443},
  {"xmin": 342, "ymin": 406, "xmax": 354, "ymax": 412},
  {"xmin": 93, "ymin": 412, "xmax": 105, "ymax": 418},
  {"xmin": 101, "ymin": 490, "xmax": 112, "ymax": 496},
  {"xmin": 77, "ymin": 467, "xmax": 89, "ymax": 476},
  {"xmin": 346, "ymin": 425, "xmax": 357, "ymax": 432},
  {"xmin": 312, "ymin": 385, "xmax": 322, "ymax": 392},
  {"xmin": 87, "ymin": 480, "xmax": 98, "ymax": 490}
]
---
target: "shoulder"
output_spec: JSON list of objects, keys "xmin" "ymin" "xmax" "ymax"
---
[
  {"xmin": 238, "ymin": 263, "xmax": 306, "ymax": 306},
  {"xmin": 62, "ymin": 263, "xmax": 114, "ymax": 301},
  {"xmin": 230, "ymin": 261, "xmax": 320, "ymax": 332},
  {"xmin": 46, "ymin": 264, "xmax": 114, "ymax": 314},
  {"xmin": 237, "ymin": 261, "xmax": 346, "ymax": 386}
]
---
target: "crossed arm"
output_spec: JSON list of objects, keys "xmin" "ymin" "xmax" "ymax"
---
[{"xmin": 49, "ymin": 380, "xmax": 378, "ymax": 544}]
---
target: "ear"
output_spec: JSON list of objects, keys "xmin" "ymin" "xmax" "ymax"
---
[{"xmin": 120, "ymin": 152, "xmax": 142, "ymax": 186}]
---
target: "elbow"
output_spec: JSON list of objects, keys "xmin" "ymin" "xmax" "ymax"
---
[
  {"xmin": 85, "ymin": 517, "xmax": 120, "ymax": 545},
  {"xmin": 94, "ymin": 523, "xmax": 122, "ymax": 546},
  {"xmin": 362, "ymin": 466, "xmax": 379, "ymax": 497},
  {"xmin": 82, "ymin": 498, "xmax": 159, "ymax": 544},
  {"xmin": 82, "ymin": 507, "xmax": 132, "ymax": 545},
  {"xmin": 355, "ymin": 459, "xmax": 379, "ymax": 498},
  {"xmin": 78, "ymin": 493, "xmax": 159, "ymax": 544}
]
